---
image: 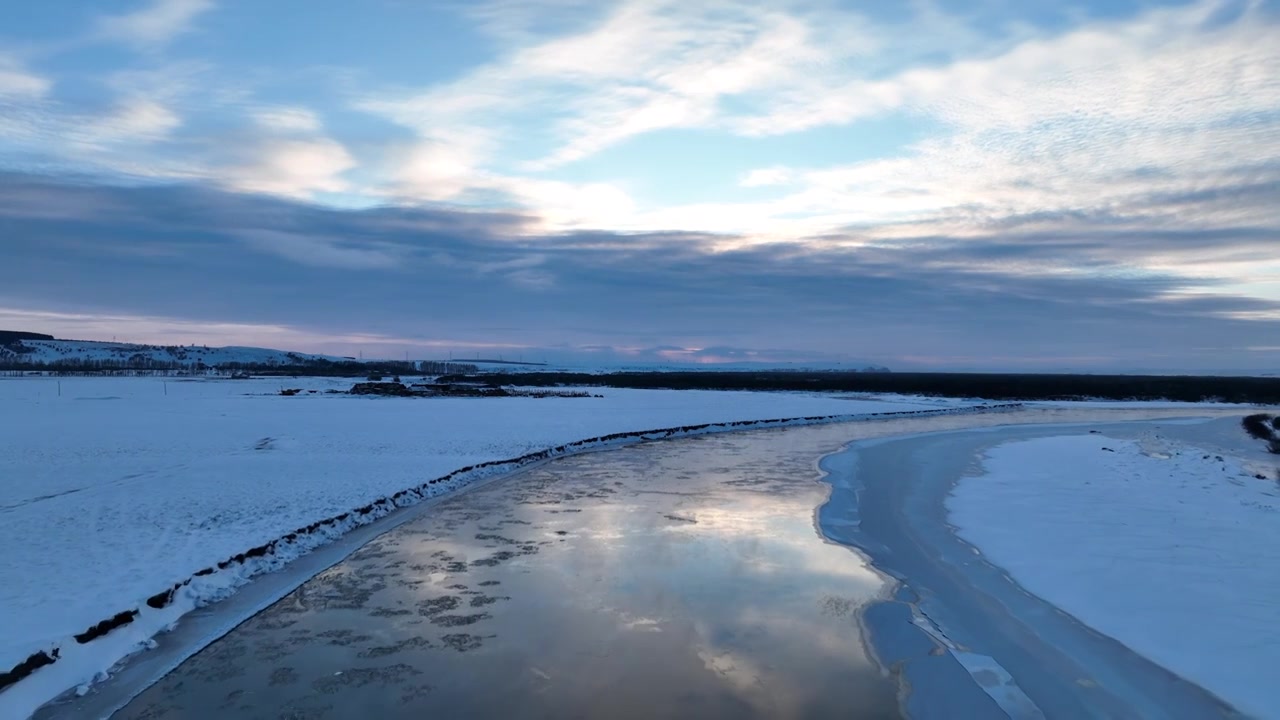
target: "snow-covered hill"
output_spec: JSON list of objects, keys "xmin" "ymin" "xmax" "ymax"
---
[
  {"xmin": 0, "ymin": 334, "xmax": 892, "ymax": 373},
  {"xmin": 0, "ymin": 338, "xmax": 343, "ymax": 369}
]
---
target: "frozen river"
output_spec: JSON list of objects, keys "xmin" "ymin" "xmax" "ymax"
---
[{"xmin": 46, "ymin": 405, "xmax": 1263, "ymax": 719}]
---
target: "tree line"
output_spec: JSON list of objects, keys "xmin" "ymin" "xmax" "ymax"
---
[{"xmin": 436, "ymin": 370, "xmax": 1280, "ymax": 404}]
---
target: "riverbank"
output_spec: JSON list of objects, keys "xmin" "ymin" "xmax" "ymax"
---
[{"xmin": 823, "ymin": 414, "xmax": 1273, "ymax": 718}]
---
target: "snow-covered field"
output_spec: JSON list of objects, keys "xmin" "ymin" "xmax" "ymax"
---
[
  {"xmin": 0, "ymin": 375, "xmax": 957, "ymax": 717},
  {"xmin": 948, "ymin": 427, "xmax": 1280, "ymax": 719}
]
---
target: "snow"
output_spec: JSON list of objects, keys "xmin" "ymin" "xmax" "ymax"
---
[
  {"xmin": 948, "ymin": 430, "xmax": 1280, "ymax": 719},
  {"xmin": 0, "ymin": 375, "xmax": 963, "ymax": 717},
  {"xmin": 1023, "ymin": 399, "xmax": 1264, "ymax": 409},
  {"xmin": 1, "ymin": 339, "xmax": 341, "ymax": 367}
]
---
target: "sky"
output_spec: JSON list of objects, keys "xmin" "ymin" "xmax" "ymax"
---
[{"xmin": 1, "ymin": 0, "xmax": 1278, "ymax": 371}]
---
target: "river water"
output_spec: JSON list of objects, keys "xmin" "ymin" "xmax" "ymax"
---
[{"xmin": 97, "ymin": 406, "xmax": 1249, "ymax": 719}]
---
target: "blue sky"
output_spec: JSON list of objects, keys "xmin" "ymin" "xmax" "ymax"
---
[{"xmin": 2, "ymin": 0, "xmax": 1278, "ymax": 370}]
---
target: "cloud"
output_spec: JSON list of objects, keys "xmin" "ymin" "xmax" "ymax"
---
[
  {"xmin": 493, "ymin": 176, "xmax": 636, "ymax": 230},
  {"xmin": 97, "ymin": 0, "xmax": 215, "ymax": 49},
  {"xmin": 0, "ymin": 57, "xmax": 50, "ymax": 98},
  {"xmin": 360, "ymin": 0, "xmax": 873, "ymax": 174},
  {"xmin": 2, "ymin": 0, "xmax": 1278, "ymax": 371},
  {"xmin": 89, "ymin": 98, "xmax": 182, "ymax": 142},
  {"xmin": 13, "ymin": 0, "xmax": 1275, "ymax": 249},
  {"xmin": 552, "ymin": 0, "xmax": 1280, "ymax": 249},
  {"xmin": 352, "ymin": 0, "xmax": 1280, "ymax": 244},
  {"xmin": 0, "ymin": 56, "xmax": 351, "ymax": 200},
  {"xmin": 213, "ymin": 108, "xmax": 357, "ymax": 197},
  {"xmin": 252, "ymin": 107, "xmax": 323, "ymax": 133},
  {"xmin": 0, "ymin": 173, "xmax": 1276, "ymax": 371},
  {"xmin": 474, "ymin": 254, "xmax": 555, "ymax": 289},
  {"xmin": 352, "ymin": 0, "xmax": 1036, "ymax": 182},
  {"xmin": 214, "ymin": 104, "xmax": 357, "ymax": 198},
  {"xmin": 221, "ymin": 138, "xmax": 355, "ymax": 197},
  {"xmin": 0, "ymin": 59, "xmax": 216, "ymax": 184},
  {"xmin": 517, "ymin": 6, "xmax": 840, "ymax": 168},
  {"xmin": 739, "ymin": 167, "xmax": 793, "ymax": 188},
  {"xmin": 390, "ymin": 139, "xmax": 490, "ymax": 202},
  {"xmin": 734, "ymin": 2, "xmax": 1253, "ymax": 138},
  {"xmin": 367, "ymin": 135, "xmax": 638, "ymax": 230},
  {"xmin": 236, "ymin": 230, "xmax": 404, "ymax": 270},
  {"xmin": 723, "ymin": 0, "xmax": 1280, "ymax": 223}
]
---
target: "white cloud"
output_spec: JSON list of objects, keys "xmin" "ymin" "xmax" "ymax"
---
[
  {"xmin": 356, "ymin": 0, "xmax": 1279, "ymax": 246},
  {"xmin": 361, "ymin": 0, "xmax": 874, "ymax": 171},
  {"xmin": 385, "ymin": 169, "xmax": 636, "ymax": 232},
  {"xmin": 532, "ymin": 87, "xmax": 715, "ymax": 169},
  {"xmin": 0, "ymin": 54, "xmax": 353, "ymax": 202},
  {"xmin": 559, "ymin": 0, "xmax": 1280, "ymax": 254},
  {"xmin": 0, "ymin": 90, "xmax": 187, "ymax": 181},
  {"xmin": 222, "ymin": 138, "xmax": 356, "ymax": 198},
  {"xmin": 520, "ymin": 7, "xmax": 841, "ymax": 167},
  {"xmin": 369, "ymin": 126, "xmax": 638, "ymax": 231},
  {"xmin": 739, "ymin": 167, "xmax": 793, "ymax": 188},
  {"xmin": 89, "ymin": 98, "xmax": 182, "ymax": 142},
  {"xmin": 780, "ymin": 2, "xmax": 1280, "ymax": 228},
  {"xmin": 0, "ymin": 57, "xmax": 51, "ymax": 98},
  {"xmin": 391, "ymin": 138, "xmax": 491, "ymax": 202},
  {"xmin": 253, "ymin": 107, "xmax": 323, "ymax": 133},
  {"xmin": 495, "ymin": 175, "xmax": 637, "ymax": 230},
  {"xmin": 358, "ymin": 0, "xmax": 879, "ymax": 229},
  {"xmin": 216, "ymin": 103, "xmax": 360, "ymax": 200},
  {"xmin": 735, "ymin": 0, "xmax": 1280, "ymax": 138},
  {"xmin": 98, "ymin": 0, "xmax": 215, "ymax": 49}
]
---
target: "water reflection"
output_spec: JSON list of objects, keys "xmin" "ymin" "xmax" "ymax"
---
[
  {"xmin": 118, "ymin": 427, "xmax": 899, "ymax": 720},
  {"xmin": 114, "ymin": 406, "xmax": 1242, "ymax": 720}
]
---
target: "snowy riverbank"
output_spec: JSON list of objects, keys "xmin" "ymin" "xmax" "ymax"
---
[
  {"xmin": 821, "ymin": 410, "xmax": 1277, "ymax": 719},
  {"xmin": 949, "ymin": 418, "xmax": 1280, "ymax": 718},
  {"xmin": 0, "ymin": 375, "xmax": 983, "ymax": 718}
]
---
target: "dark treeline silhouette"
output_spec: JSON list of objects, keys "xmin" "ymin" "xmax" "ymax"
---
[
  {"xmin": 217, "ymin": 360, "xmax": 478, "ymax": 377},
  {"xmin": 2, "ymin": 357, "xmax": 198, "ymax": 372},
  {"xmin": 436, "ymin": 371, "xmax": 1280, "ymax": 404},
  {"xmin": 415, "ymin": 361, "xmax": 480, "ymax": 375},
  {"xmin": 0, "ymin": 331, "xmax": 53, "ymax": 344}
]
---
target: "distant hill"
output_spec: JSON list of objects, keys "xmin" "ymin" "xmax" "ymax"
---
[
  {"xmin": 0, "ymin": 337, "xmax": 338, "ymax": 367},
  {"xmin": 0, "ymin": 334, "xmax": 476, "ymax": 376}
]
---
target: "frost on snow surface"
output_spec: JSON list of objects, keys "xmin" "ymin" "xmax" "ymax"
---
[
  {"xmin": 0, "ymin": 376, "xmax": 955, "ymax": 716},
  {"xmin": 948, "ymin": 432, "xmax": 1280, "ymax": 719}
]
